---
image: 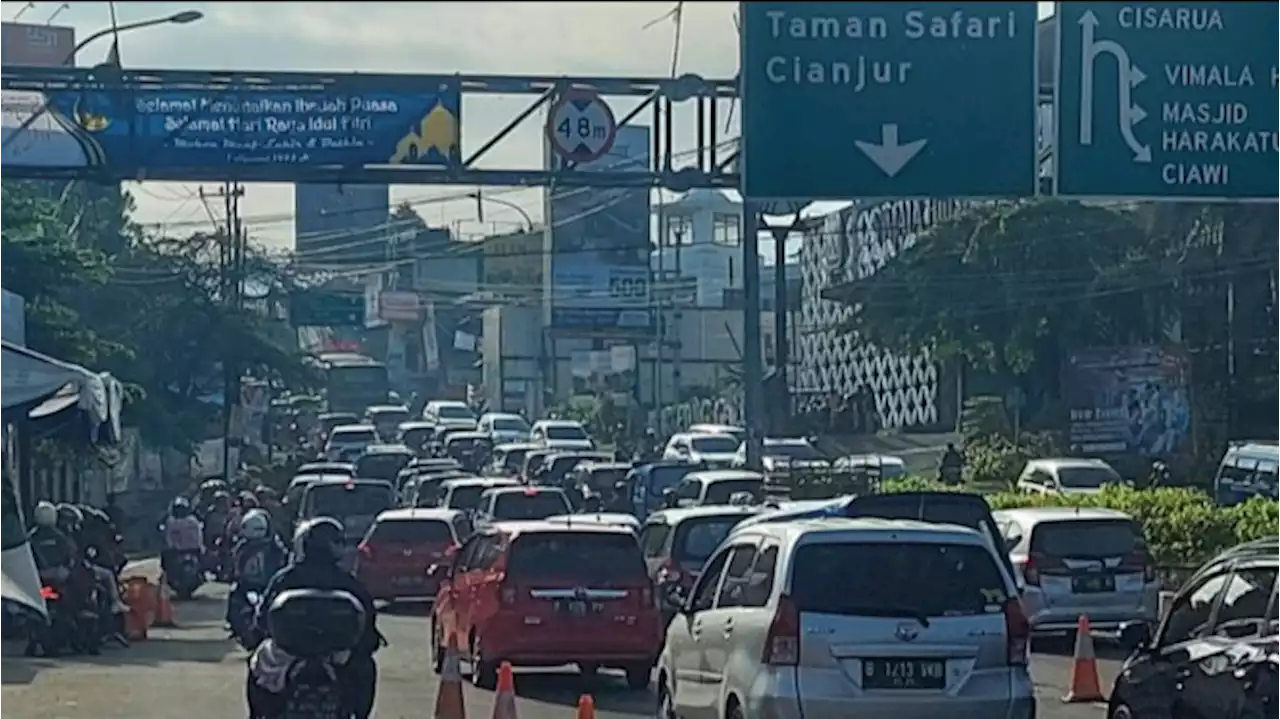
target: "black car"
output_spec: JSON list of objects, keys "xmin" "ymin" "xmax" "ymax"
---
[{"xmin": 1109, "ymin": 537, "xmax": 1278, "ymax": 719}]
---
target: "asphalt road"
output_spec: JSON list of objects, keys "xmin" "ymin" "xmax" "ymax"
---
[{"xmin": 1, "ymin": 560, "xmax": 1120, "ymax": 719}]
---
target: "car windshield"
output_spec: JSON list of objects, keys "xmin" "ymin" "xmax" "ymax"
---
[
  {"xmin": 436, "ymin": 405, "xmax": 475, "ymax": 420},
  {"xmin": 492, "ymin": 417, "xmax": 530, "ymax": 432},
  {"xmin": 764, "ymin": 441, "xmax": 823, "ymax": 460},
  {"xmin": 546, "ymin": 425, "xmax": 588, "ymax": 440},
  {"xmin": 371, "ymin": 409, "xmax": 409, "ymax": 424},
  {"xmin": 1032, "ymin": 519, "xmax": 1141, "ymax": 558},
  {"xmin": 369, "ymin": 519, "xmax": 453, "ymax": 544},
  {"xmin": 492, "ymin": 491, "xmax": 571, "ymax": 520},
  {"xmin": 445, "ymin": 485, "xmax": 491, "ymax": 511},
  {"xmin": 704, "ymin": 479, "xmax": 764, "ymax": 504},
  {"xmin": 691, "ymin": 435, "xmax": 740, "ymax": 453},
  {"xmin": 674, "ymin": 516, "xmax": 751, "ymax": 563},
  {"xmin": 1057, "ymin": 466, "xmax": 1121, "ymax": 489},
  {"xmin": 791, "ymin": 542, "xmax": 1011, "ymax": 618},
  {"xmin": 306, "ymin": 484, "xmax": 393, "ymax": 518},
  {"xmin": 507, "ymin": 532, "xmax": 647, "ymax": 582},
  {"xmin": 400, "ymin": 427, "xmax": 433, "ymax": 448},
  {"xmin": 502, "ymin": 448, "xmax": 531, "ymax": 473}
]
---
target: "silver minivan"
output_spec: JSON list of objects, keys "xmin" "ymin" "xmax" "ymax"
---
[
  {"xmin": 995, "ymin": 506, "xmax": 1159, "ymax": 633},
  {"xmin": 656, "ymin": 517, "xmax": 1035, "ymax": 719}
]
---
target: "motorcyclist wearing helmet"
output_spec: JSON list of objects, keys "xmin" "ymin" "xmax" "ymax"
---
[
  {"xmin": 29, "ymin": 501, "xmax": 76, "ymax": 582},
  {"xmin": 249, "ymin": 518, "xmax": 381, "ymax": 719},
  {"xmin": 162, "ymin": 497, "xmax": 204, "ymax": 577},
  {"xmin": 224, "ymin": 491, "xmax": 259, "ymax": 546},
  {"xmin": 69, "ymin": 504, "xmax": 130, "ymax": 625},
  {"xmin": 225, "ymin": 508, "xmax": 288, "ymax": 631},
  {"xmin": 938, "ymin": 442, "xmax": 965, "ymax": 485}
]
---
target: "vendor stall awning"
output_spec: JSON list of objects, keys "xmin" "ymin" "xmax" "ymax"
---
[{"xmin": 1, "ymin": 339, "xmax": 120, "ymax": 440}]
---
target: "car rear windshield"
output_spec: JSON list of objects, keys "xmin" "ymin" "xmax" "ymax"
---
[
  {"xmin": 371, "ymin": 410, "xmax": 410, "ymax": 424},
  {"xmin": 493, "ymin": 492, "xmax": 571, "ymax": 520},
  {"xmin": 445, "ymin": 486, "xmax": 488, "ymax": 511},
  {"xmin": 691, "ymin": 435, "xmax": 740, "ymax": 453},
  {"xmin": 332, "ymin": 428, "xmax": 377, "ymax": 444},
  {"xmin": 546, "ymin": 425, "xmax": 588, "ymax": 440},
  {"xmin": 704, "ymin": 479, "xmax": 764, "ymax": 504},
  {"xmin": 355, "ymin": 454, "xmax": 411, "ymax": 481},
  {"xmin": 502, "ymin": 449, "xmax": 531, "ymax": 473},
  {"xmin": 674, "ymin": 516, "xmax": 750, "ymax": 563},
  {"xmin": 1032, "ymin": 519, "xmax": 1142, "ymax": 558},
  {"xmin": 401, "ymin": 428, "xmax": 432, "ymax": 447},
  {"xmin": 1058, "ymin": 466, "xmax": 1121, "ymax": 489},
  {"xmin": 436, "ymin": 405, "xmax": 475, "ymax": 420},
  {"xmin": 791, "ymin": 542, "xmax": 1011, "ymax": 618},
  {"xmin": 370, "ymin": 519, "xmax": 454, "ymax": 544},
  {"xmin": 507, "ymin": 532, "xmax": 646, "ymax": 582},
  {"xmin": 307, "ymin": 484, "xmax": 393, "ymax": 517},
  {"xmin": 493, "ymin": 417, "xmax": 529, "ymax": 432}
]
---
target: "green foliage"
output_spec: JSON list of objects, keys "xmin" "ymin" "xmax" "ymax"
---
[
  {"xmin": 962, "ymin": 431, "xmax": 1062, "ymax": 489},
  {"xmin": 1228, "ymin": 497, "xmax": 1280, "ymax": 546}
]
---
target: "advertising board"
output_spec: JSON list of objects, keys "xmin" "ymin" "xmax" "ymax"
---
[
  {"xmin": 1062, "ymin": 345, "xmax": 1191, "ymax": 456},
  {"xmin": 1, "ymin": 77, "xmax": 460, "ymax": 179},
  {"xmin": 1, "ymin": 23, "xmax": 75, "ymax": 67},
  {"xmin": 547, "ymin": 124, "xmax": 652, "ymax": 333}
]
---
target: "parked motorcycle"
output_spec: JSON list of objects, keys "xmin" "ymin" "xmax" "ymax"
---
[{"xmin": 31, "ymin": 579, "xmax": 101, "ymax": 657}]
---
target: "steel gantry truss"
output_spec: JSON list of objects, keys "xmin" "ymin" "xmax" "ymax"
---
[{"xmin": 0, "ymin": 66, "xmax": 740, "ymax": 188}]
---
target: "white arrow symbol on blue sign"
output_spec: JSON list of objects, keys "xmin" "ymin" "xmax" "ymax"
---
[{"xmin": 855, "ymin": 124, "xmax": 928, "ymax": 178}]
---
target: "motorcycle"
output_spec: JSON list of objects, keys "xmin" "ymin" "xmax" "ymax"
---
[
  {"xmin": 32, "ymin": 574, "xmax": 101, "ymax": 657},
  {"xmin": 231, "ymin": 590, "xmax": 263, "ymax": 650},
  {"xmin": 249, "ymin": 588, "xmax": 370, "ymax": 719},
  {"xmin": 167, "ymin": 550, "xmax": 205, "ymax": 600}
]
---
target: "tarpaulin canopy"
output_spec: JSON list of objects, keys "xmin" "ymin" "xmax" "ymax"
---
[{"xmin": 1, "ymin": 339, "xmax": 121, "ymax": 441}]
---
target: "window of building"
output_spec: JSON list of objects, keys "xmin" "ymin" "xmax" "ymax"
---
[
  {"xmin": 666, "ymin": 216, "xmax": 695, "ymax": 246},
  {"xmin": 712, "ymin": 214, "xmax": 740, "ymax": 247}
]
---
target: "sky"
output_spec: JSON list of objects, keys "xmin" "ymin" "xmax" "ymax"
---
[{"xmin": 2, "ymin": 1, "xmax": 1055, "ymax": 252}]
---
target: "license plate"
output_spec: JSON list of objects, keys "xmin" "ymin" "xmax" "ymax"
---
[
  {"xmin": 862, "ymin": 658, "xmax": 946, "ymax": 690},
  {"xmin": 392, "ymin": 576, "xmax": 424, "ymax": 587},
  {"xmin": 285, "ymin": 684, "xmax": 341, "ymax": 719},
  {"xmin": 555, "ymin": 600, "xmax": 601, "ymax": 617},
  {"xmin": 1071, "ymin": 574, "xmax": 1115, "ymax": 593}
]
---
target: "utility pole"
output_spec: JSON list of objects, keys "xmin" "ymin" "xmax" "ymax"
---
[
  {"xmin": 211, "ymin": 181, "xmax": 247, "ymax": 482},
  {"xmin": 672, "ymin": 223, "xmax": 685, "ymax": 403},
  {"xmin": 740, "ymin": 202, "xmax": 764, "ymax": 470}
]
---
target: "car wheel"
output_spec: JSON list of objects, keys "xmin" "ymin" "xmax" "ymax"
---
[
  {"xmin": 625, "ymin": 662, "xmax": 651, "ymax": 690},
  {"xmin": 430, "ymin": 621, "xmax": 443, "ymax": 675},
  {"xmin": 469, "ymin": 633, "xmax": 497, "ymax": 689},
  {"xmin": 1108, "ymin": 701, "xmax": 1135, "ymax": 719}
]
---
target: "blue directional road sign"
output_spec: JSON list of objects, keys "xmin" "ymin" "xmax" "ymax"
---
[
  {"xmin": 740, "ymin": 2, "xmax": 1039, "ymax": 200},
  {"xmin": 1055, "ymin": 3, "xmax": 1279, "ymax": 201}
]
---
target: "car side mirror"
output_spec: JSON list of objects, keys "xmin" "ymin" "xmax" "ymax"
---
[
  {"xmin": 1118, "ymin": 620, "xmax": 1152, "ymax": 654},
  {"xmin": 1003, "ymin": 536, "xmax": 1019, "ymax": 552}
]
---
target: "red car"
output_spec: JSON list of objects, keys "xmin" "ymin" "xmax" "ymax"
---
[
  {"xmin": 430, "ymin": 520, "xmax": 662, "ymax": 689},
  {"xmin": 354, "ymin": 508, "xmax": 470, "ymax": 602}
]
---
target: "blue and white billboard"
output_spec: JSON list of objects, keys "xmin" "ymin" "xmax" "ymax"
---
[
  {"xmin": 1, "ymin": 73, "xmax": 460, "ymax": 181},
  {"xmin": 547, "ymin": 124, "xmax": 652, "ymax": 333}
]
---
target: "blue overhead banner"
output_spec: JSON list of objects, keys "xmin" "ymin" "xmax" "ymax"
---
[{"xmin": 1, "ymin": 81, "xmax": 460, "ymax": 181}]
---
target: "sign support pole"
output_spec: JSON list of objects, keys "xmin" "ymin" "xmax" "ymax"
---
[{"xmin": 740, "ymin": 201, "xmax": 764, "ymax": 471}]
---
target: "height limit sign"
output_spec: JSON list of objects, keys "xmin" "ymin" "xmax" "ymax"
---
[{"xmin": 546, "ymin": 89, "xmax": 618, "ymax": 164}]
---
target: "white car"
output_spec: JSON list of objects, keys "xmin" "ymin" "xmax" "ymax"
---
[
  {"xmin": 421, "ymin": 400, "xmax": 477, "ymax": 429},
  {"xmin": 528, "ymin": 419, "xmax": 595, "ymax": 451},
  {"xmin": 1016, "ymin": 457, "xmax": 1125, "ymax": 496},
  {"xmin": 688, "ymin": 423, "xmax": 747, "ymax": 445},
  {"xmin": 323, "ymin": 424, "xmax": 378, "ymax": 462},
  {"xmin": 663, "ymin": 432, "xmax": 741, "ymax": 468},
  {"xmin": 731, "ymin": 436, "xmax": 829, "ymax": 475},
  {"xmin": 477, "ymin": 412, "xmax": 531, "ymax": 445}
]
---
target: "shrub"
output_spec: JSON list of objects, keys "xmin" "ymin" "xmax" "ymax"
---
[
  {"xmin": 1229, "ymin": 496, "xmax": 1280, "ymax": 545},
  {"xmin": 962, "ymin": 432, "xmax": 1061, "ymax": 489}
]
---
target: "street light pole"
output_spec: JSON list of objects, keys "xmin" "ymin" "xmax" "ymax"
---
[
  {"xmin": 1, "ymin": 10, "xmax": 203, "ymax": 150},
  {"xmin": 471, "ymin": 191, "xmax": 535, "ymax": 232}
]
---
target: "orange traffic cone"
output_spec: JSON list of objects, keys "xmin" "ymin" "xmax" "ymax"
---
[
  {"xmin": 151, "ymin": 573, "xmax": 176, "ymax": 628},
  {"xmin": 575, "ymin": 695, "xmax": 596, "ymax": 719},
  {"xmin": 1062, "ymin": 614, "xmax": 1104, "ymax": 703},
  {"xmin": 491, "ymin": 661, "xmax": 517, "ymax": 719},
  {"xmin": 121, "ymin": 577, "xmax": 152, "ymax": 641},
  {"xmin": 435, "ymin": 633, "xmax": 466, "ymax": 719}
]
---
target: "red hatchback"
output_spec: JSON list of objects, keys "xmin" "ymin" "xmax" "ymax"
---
[
  {"xmin": 430, "ymin": 521, "xmax": 662, "ymax": 689},
  {"xmin": 354, "ymin": 508, "xmax": 469, "ymax": 601}
]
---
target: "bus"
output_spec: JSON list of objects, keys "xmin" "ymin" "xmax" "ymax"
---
[{"xmin": 312, "ymin": 352, "xmax": 390, "ymax": 415}]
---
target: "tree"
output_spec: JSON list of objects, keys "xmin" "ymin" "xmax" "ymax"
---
[{"xmin": 833, "ymin": 199, "xmax": 1173, "ymax": 385}]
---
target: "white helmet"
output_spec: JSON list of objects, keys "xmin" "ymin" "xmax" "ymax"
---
[
  {"xmin": 33, "ymin": 501, "xmax": 58, "ymax": 528},
  {"xmin": 239, "ymin": 508, "xmax": 271, "ymax": 540}
]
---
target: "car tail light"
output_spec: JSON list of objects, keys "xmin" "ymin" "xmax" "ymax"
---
[
  {"xmin": 40, "ymin": 585, "xmax": 59, "ymax": 601},
  {"xmin": 1003, "ymin": 598, "xmax": 1031, "ymax": 665},
  {"xmin": 656, "ymin": 558, "xmax": 683, "ymax": 586},
  {"xmin": 762, "ymin": 594, "xmax": 800, "ymax": 666},
  {"xmin": 1023, "ymin": 552, "xmax": 1064, "ymax": 586},
  {"xmin": 1124, "ymin": 550, "xmax": 1157, "ymax": 583}
]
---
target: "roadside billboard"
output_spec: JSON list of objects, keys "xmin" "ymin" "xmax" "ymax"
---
[
  {"xmin": 546, "ymin": 124, "xmax": 652, "ymax": 333},
  {"xmin": 1062, "ymin": 345, "xmax": 1191, "ymax": 456},
  {"xmin": 1, "ymin": 73, "xmax": 461, "ymax": 179},
  {"xmin": 1, "ymin": 22, "xmax": 75, "ymax": 66}
]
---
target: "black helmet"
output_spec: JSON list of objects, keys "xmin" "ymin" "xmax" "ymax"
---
[
  {"xmin": 56, "ymin": 503, "xmax": 84, "ymax": 533},
  {"xmin": 170, "ymin": 497, "xmax": 192, "ymax": 518},
  {"xmin": 293, "ymin": 517, "xmax": 345, "ymax": 565}
]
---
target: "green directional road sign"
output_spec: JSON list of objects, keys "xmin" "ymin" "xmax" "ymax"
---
[
  {"xmin": 1055, "ymin": 3, "xmax": 1279, "ymax": 201},
  {"xmin": 740, "ymin": 2, "xmax": 1039, "ymax": 200},
  {"xmin": 289, "ymin": 290, "xmax": 365, "ymax": 327}
]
